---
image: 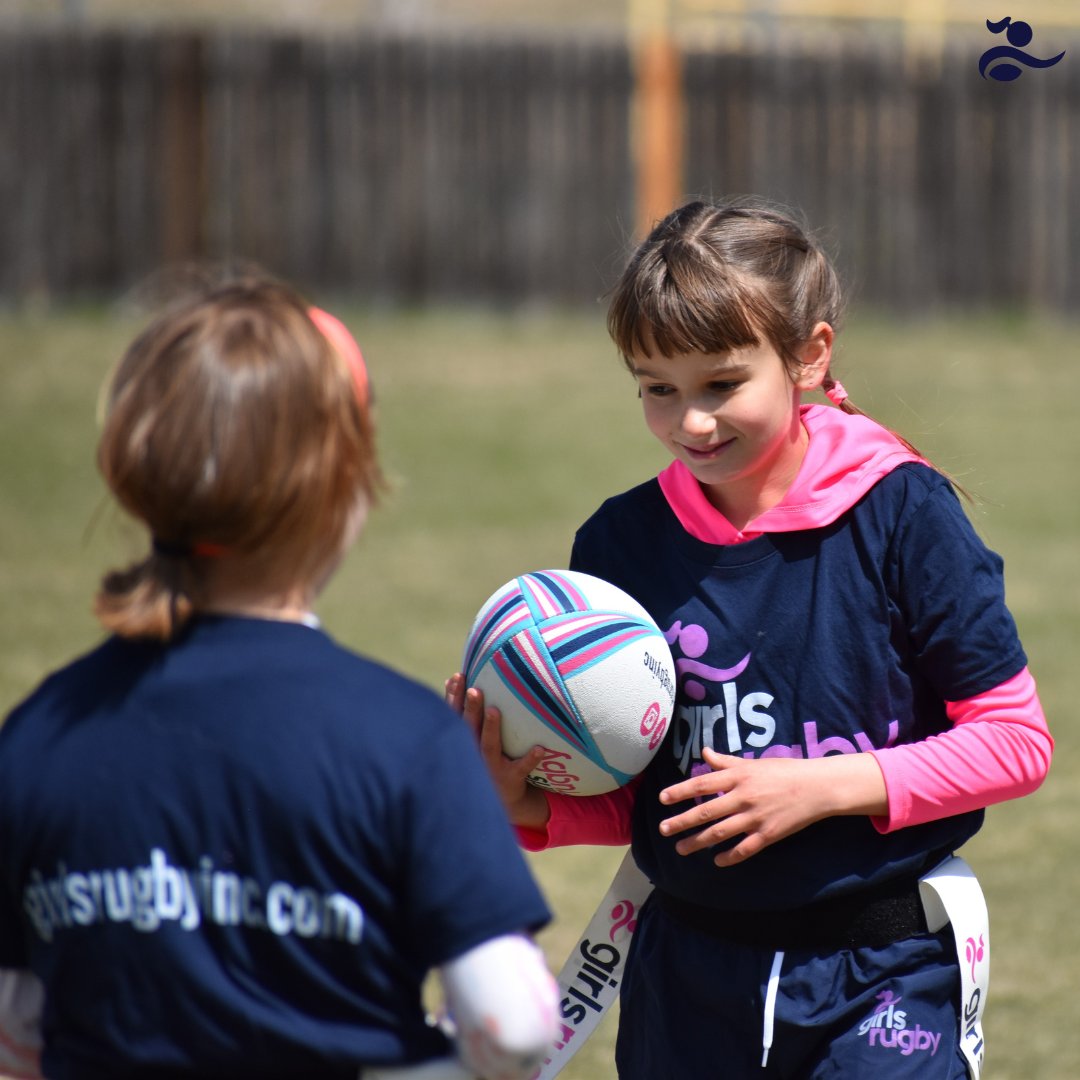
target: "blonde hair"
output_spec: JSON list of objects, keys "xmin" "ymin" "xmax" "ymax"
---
[{"xmin": 95, "ymin": 277, "xmax": 383, "ymax": 640}]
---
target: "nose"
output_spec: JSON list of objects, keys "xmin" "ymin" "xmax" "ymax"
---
[{"xmin": 680, "ymin": 404, "xmax": 716, "ymax": 439}]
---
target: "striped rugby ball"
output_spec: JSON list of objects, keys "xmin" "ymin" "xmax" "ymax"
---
[{"xmin": 462, "ymin": 570, "xmax": 677, "ymax": 796}]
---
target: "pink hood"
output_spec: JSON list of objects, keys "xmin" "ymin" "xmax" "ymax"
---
[{"xmin": 657, "ymin": 404, "xmax": 925, "ymax": 545}]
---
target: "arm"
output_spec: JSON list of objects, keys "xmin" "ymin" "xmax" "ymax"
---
[
  {"xmin": 656, "ymin": 669, "xmax": 1051, "ymax": 864},
  {"xmin": 0, "ymin": 968, "xmax": 44, "ymax": 1080},
  {"xmin": 439, "ymin": 934, "xmax": 557, "ymax": 1080},
  {"xmin": 366, "ymin": 934, "xmax": 558, "ymax": 1080},
  {"xmin": 870, "ymin": 666, "xmax": 1052, "ymax": 832},
  {"xmin": 446, "ymin": 675, "xmax": 636, "ymax": 849},
  {"xmin": 656, "ymin": 747, "xmax": 888, "ymax": 865},
  {"xmin": 873, "ymin": 480, "xmax": 1052, "ymax": 830},
  {"xmin": 516, "ymin": 779, "xmax": 638, "ymax": 851}
]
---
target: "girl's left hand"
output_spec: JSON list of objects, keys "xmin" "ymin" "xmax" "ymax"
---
[{"xmin": 658, "ymin": 747, "xmax": 888, "ymax": 867}]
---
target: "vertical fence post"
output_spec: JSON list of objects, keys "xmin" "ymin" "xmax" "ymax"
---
[
  {"xmin": 629, "ymin": 0, "xmax": 684, "ymax": 238},
  {"xmin": 160, "ymin": 32, "xmax": 208, "ymax": 266},
  {"xmin": 902, "ymin": 0, "xmax": 945, "ymax": 75}
]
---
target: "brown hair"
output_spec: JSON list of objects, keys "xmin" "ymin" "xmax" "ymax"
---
[
  {"xmin": 608, "ymin": 198, "xmax": 956, "ymax": 483},
  {"xmin": 608, "ymin": 199, "xmax": 844, "ymax": 377},
  {"xmin": 95, "ymin": 276, "xmax": 383, "ymax": 640}
]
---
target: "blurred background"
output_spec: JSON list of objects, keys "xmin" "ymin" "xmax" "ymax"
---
[
  {"xmin": 1, "ymin": 0, "xmax": 1077, "ymax": 312},
  {"xmin": 1, "ymin": 2, "xmax": 1077, "ymax": 1077}
]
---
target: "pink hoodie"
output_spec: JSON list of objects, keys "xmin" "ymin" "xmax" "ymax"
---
[{"xmin": 518, "ymin": 405, "xmax": 1052, "ymax": 850}]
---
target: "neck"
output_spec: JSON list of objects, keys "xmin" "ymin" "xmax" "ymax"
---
[
  {"xmin": 702, "ymin": 415, "xmax": 810, "ymax": 531},
  {"xmin": 200, "ymin": 602, "xmax": 318, "ymax": 626},
  {"xmin": 197, "ymin": 581, "xmax": 317, "ymax": 626}
]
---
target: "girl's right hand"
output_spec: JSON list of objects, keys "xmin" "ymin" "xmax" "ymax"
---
[{"xmin": 444, "ymin": 673, "xmax": 551, "ymax": 829}]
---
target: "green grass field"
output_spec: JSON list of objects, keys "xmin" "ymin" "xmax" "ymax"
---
[{"xmin": 1, "ymin": 304, "xmax": 1077, "ymax": 1077}]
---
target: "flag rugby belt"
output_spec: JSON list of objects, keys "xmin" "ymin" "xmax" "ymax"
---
[
  {"xmin": 535, "ymin": 850, "xmax": 989, "ymax": 1080},
  {"xmin": 654, "ymin": 854, "xmax": 955, "ymax": 951},
  {"xmin": 362, "ymin": 853, "xmax": 988, "ymax": 1080}
]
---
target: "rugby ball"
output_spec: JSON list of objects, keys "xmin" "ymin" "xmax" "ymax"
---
[{"xmin": 462, "ymin": 570, "xmax": 677, "ymax": 796}]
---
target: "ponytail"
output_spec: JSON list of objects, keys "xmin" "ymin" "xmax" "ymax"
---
[
  {"xmin": 821, "ymin": 371, "xmax": 973, "ymax": 503},
  {"xmin": 93, "ymin": 552, "xmax": 194, "ymax": 642}
]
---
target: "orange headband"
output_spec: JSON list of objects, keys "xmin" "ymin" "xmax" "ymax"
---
[{"xmin": 307, "ymin": 306, "xmax": 370, "ymax": 409}]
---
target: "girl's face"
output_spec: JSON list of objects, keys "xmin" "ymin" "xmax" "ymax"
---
[{"xmin": 632, "ymin": 328, "xmax": 830, "ymax": 525}]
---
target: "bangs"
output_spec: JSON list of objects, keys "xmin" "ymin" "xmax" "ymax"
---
[{"xmin": 607, "ymin": 247, "xmax": 775, "ymax": 364}]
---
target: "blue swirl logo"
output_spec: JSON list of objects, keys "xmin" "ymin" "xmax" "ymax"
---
[{"xmin": 979, "ymin": 17, "xmax": 1066, "ymax": 81}]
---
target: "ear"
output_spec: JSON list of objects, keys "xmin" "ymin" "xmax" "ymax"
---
[{"xmin": 793, "ymin": 322, "xmax": 834, "ymax": 392}]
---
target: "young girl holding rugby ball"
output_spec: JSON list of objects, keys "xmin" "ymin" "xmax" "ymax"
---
[{"xmin": 451, "ymin": 199, "xmax": 1053, "ymax": 1078}]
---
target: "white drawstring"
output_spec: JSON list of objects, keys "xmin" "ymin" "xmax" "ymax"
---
[{"xmin": 761, "ymin": 950, "xmax": 785, "ymax": 1068}]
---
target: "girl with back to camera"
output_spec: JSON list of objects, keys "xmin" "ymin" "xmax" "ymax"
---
[
  {"xmin": 448, "ymin": 199, "xmax": 1053, "ymax": 1078},
  {"xmin": 0, "ymin": 276, "xmax": 557, "ymax": 1080}
]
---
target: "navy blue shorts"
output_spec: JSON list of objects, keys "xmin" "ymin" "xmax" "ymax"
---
[{"xmin": 615, "ymin": 895, "xmax": 969, "ymax": 1079}]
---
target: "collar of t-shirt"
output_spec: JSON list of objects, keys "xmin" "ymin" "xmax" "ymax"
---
[{"xmin": 657, "ymin": 403, "xmax": 926, "ymax": 545}]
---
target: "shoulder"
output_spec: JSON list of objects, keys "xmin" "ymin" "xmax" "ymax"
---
[
  {"xmin": 574, "ymin": 477, "xmax": 668, "ymax": 541},
  {"xmin": 873, "ymin": 460, "xmax": 956, "ymax": 501},
  {"xmin": 570, "ymin": 477, "xmax": 676, "ymax": 583},
  {"xmin": 260, "ymin": 626, "xmax": 459, "ymax": 740},
  {"xmin": 853, "ymin": 461, "xmax": 965, "ymax": 536},
  {"xmin": 1, "ymin": 635, "xmax": 139, "ymax": 737},
  {"xmin": 837, "ymin": 463, "xmax": 1000, "ymax": 584},
  {"xmin": 321, "ymin": 633, "xmax": 449, "ymax": 709}
]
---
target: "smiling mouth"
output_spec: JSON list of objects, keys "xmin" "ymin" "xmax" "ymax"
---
[{"xmin": 682, "ymin": 438, "xmax": 734, "ymax": 460}]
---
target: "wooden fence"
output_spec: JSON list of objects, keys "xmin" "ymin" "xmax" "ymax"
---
[
  {"xmin": 0, "ymin": 27, "xmax": 1076, "ymax": 312},
  {"xmin": 682, "ymin": 37, "xmax": 1079, "ymax": 312}
]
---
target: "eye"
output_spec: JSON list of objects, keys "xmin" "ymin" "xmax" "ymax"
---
[
  {"xmin": 709, "ymin": 380, "xmax": 741, "ymax": 393},
  {"xmin": 641, "ymin": 383, "xmax": 674, "ymax": 398}
]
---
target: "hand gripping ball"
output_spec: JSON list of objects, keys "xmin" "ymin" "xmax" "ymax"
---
[{"xmin": 462, "ymin": 570, "xmax": 677, "ymax": 796}]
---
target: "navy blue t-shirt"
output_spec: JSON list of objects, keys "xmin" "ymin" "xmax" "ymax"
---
[
  {"xmin": 0, "ymin": 616, "xmax": 550, "ymax": 1079},
  {"xmin": 570, "ymin": 463, "xmax": 1026, "ymax": 911}
]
